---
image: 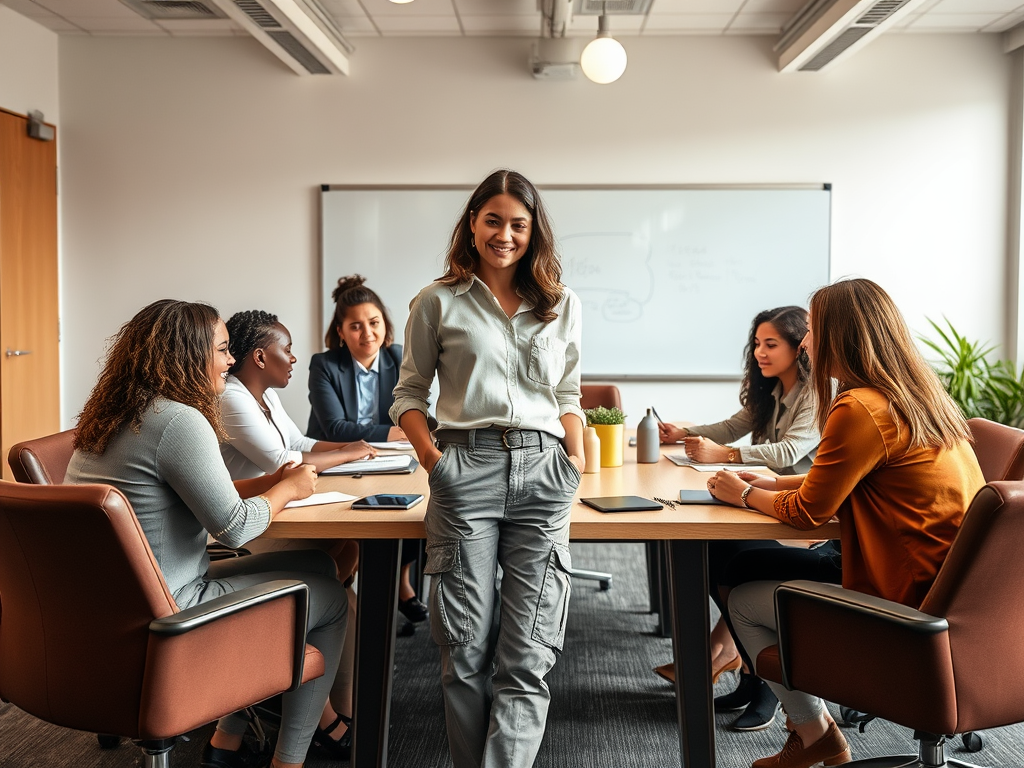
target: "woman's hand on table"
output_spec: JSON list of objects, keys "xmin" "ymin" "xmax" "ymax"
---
[
  {"xmin": 339, "ymin": 440, "xmax": 377, "ymax": 462},
  {"xmin": 281, "ymin": 463, "xmax": 318, "ymax": 500},
  {"xmin": 736, "ymin": 471, "xmax": 777, "ymax": 490},
  {"xmin": 707, "ymin": 470, "xmax": 750, "ymax": 507},
  {"xmin": 683, "ymin": 435, "xmax": 730, "ymax": 463},
  {"xmin": 659, "ymin": 423, "xmax": 687, "ymax": 444}
]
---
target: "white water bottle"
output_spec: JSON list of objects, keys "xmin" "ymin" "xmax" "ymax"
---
[{"xmin": 636, "ymin": 408, "xmax": 660, "ymax": 464}]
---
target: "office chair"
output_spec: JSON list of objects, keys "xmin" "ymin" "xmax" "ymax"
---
[
  {"xmin": 8, "ymin": 428, "xmax": 249, "ymax": 561},
  {"xmin": 0, "ymin": 479, "xmax": 324, "ymax": 768},
  {"xmin": 836, "ymin": 417, "xmax": 1024, "ymax": 752},
  {"xmin": 754, "ymin": 480, "xmax": 1024, "ymax": 767},
  {"xmin": 572, "ymin": 384, "xmax": 622, "ymax": 591}
]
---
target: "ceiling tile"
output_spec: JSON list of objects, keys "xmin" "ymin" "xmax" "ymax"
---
[
  {"xmin": 905, "ymin": 12, "xmax": 1003, "ymax": 29},
  {"xmin": 739, "ymin": 0, "xmax": 806, "ymax": 11},
  {"xmin": 72, "ymin": 15, "xmax": 165, "ymax": 30},
  {"xmin": 34, "ymin": 0, "xmax": 138, "ymax": 18},
  {"xmin": 983, "ymin": 11, "xmax": 1024, "ymax": 30},
  {"xmin": 333, "ymin": 15, "xmax": 380, "ymax": 33},
  {"xmin": 650, "ymin": 0, "xmax": 743, "ymax": 11},
  {"xmin": 642, "ymin": 13, "xmax": 732, "ymax": 32},
  {"xmin": 454, "ymin": 0, "xmax": 536, "ymax": 15},
  {"xmin": 930, "ymin": 0, "xmax": 1024, "ymax": 11},
  {"xmin": 361, "ymin": 0, "xmax": 458, "ymax": 18},
  {"xmin": 319, "ymin": 0, "xmax": 369, "ymax": 15},
  {"xmin": 373, "ymin": 14, "xmax": 462, "ymax": 32},
  {"xmin": 461, "ymin": 14, "xmax": 542, "ymax": 34},
  {"xmin": 566, "ymin": 13, "xmax": 642, "ymax": 33},
  {"xmin": 727, "ymin": 11, "xmax": 789, "ymax": 31}
]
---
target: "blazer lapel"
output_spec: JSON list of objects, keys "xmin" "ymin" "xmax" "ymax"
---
[
  {"xmin": 338, "ymin": 347, "xmax": 359, "ymax": 422},
  {"xmin": 378, "ymin": 347, "xmax": 399, "ymax": 425}
]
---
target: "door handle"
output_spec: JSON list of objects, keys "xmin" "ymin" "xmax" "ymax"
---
[{"xmin": 5, "ymin": 349, "xmax": 32, "ymax": 357}]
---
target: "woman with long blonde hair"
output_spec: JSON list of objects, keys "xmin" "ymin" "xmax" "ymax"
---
[{"xmin": 709, "ymin": 279, "xmax": 984, "ymax": 768}]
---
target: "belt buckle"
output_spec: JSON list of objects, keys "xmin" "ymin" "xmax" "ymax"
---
[{"xmin": 502, "ymin": 428, "xmax": 518, "ymax": 450}]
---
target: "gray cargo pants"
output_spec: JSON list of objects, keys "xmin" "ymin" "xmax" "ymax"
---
[{"xmin": 424, "ymin": 428, "xmax": 580, "ymax": 768}]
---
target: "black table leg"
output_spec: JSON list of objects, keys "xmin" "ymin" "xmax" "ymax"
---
[
  {"xmin": 351, "ymin": 538, "xmax": 402, "ymax": 768},
  {"xmin": 656, "ymin": 540, "xmax": 674, "ymax": 638},
  {"xmin": 668, "ymin": 539, "xmax": 714, "ymax": 768}
]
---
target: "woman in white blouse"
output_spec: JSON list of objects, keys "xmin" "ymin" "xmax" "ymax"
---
[{"xmin": 219, "ymin": 308, "xmax": 375, "ymax": 760}]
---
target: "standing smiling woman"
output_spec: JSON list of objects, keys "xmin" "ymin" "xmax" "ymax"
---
[{"xmin": 391, "ymin": 170, "xmax": 585, "ymax": 768}]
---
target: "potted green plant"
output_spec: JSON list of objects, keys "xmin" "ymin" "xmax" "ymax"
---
[
  {"xmin": 921, "ymin": 318, "xmax": 1024, "ymax": 428},
  {"xmin": 584, "ymin": 406, "xmax": 627, "ymax": 467}
]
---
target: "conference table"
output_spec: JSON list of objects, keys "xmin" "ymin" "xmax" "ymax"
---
[{"xmin": 261, "ymin": 442, "xmax": 838, "ymax": 768}]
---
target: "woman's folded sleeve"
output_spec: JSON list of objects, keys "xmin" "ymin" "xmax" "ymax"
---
[
  {"xmin": 770, "ymin": 396, "xmax": 886, "ymax": 530},
  {"xmin": 389, "ymin": 292, "xmax": 440, "ymax": 425}
]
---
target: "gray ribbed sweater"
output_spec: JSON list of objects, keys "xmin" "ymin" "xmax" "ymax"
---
[{"xmin": 66, "ymin": 398, "xmax": 271, "ymax": 607}]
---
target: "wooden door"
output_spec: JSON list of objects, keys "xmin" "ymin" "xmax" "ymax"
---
[{"xmin": 0, "ymin": 108, "xmax": 60, "ymax": 479}]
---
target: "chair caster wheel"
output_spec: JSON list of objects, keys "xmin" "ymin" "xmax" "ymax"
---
[
  {"xmin": 97, "ymin": 734, "xmax": 121, "ymax": 749},
  {"xmin": 599, "ymin": 579, "xmax": 612, "ymax": 591},
  {"xmin": 962, "ymin": 731, "xmax": 982, "ymax": 753}
]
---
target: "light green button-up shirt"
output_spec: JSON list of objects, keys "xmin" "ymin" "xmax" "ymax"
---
[{"xmin": 390, "ymin": 277, "xmax": 585, "ymax": 438}]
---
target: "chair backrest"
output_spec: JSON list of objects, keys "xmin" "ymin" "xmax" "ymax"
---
[
  {"xmin": 918, "ymin": 480, "xmax": 1024, "ymax": 732},
  {"xmin": 580, "ymin": 384, "xmax": 622, "ymax": 411},
  {"xmin": 967, "ymin": 417, "xmax": 1024, "ymax": 482},
  {"xmin": 7, "ymin": 428, "xmax": 77, "ymax": 484},
  {"xmin": 0, "ymin": 480, "xmax": 178, "ymax": 737}
]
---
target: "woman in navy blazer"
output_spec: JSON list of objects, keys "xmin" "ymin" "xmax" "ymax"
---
[
  {"xmin": 306, "ymin": 275, "xmax": 426, "ymax": 625},
  {"xmin": 307, "ymin": 275, "xmax": 407, "ymax": 443}
]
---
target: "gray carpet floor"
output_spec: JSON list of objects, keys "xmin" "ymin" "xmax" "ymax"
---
[{"xmin": 1, "ymin": 542, "xmax": 1021, "ymax": 767}]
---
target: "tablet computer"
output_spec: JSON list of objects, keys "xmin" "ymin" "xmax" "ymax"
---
[
  {"xmin": 351, "ymin": 494, "xmax": 424, "ymax": 510},
  {"xmin": 580, "ymin": 496, "xmax": 663, "ymax": 513},
  {"xmin": 678, "ymin": 490, "xmax": 728, "ymax": 506}
]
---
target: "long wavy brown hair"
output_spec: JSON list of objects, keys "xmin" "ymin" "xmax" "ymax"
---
[
  {"xmin": 440, "ymin": 170, "xmax": 564, "ymax": 323},
  {"xmin": 74, "ymin": 299, "xmax": 228, "ymax": 453},
  {"xmin": 810, "ymin": 278, "xmax": 970, "ymax": 450},
  {"xmin": 739, "ymin": 306, "xmax": 810, "ymax": 443}
]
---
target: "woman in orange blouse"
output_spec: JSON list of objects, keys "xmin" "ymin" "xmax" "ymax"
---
[{"xmin": 710, "ymin": 278, "xmax": 984, "ymax": 768}]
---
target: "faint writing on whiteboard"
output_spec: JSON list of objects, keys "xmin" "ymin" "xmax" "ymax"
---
[{"xmin": 560, "ymin": 232, "xmax": 653, "ymax": 322}]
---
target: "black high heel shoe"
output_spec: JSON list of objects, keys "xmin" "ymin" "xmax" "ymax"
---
[{"xmin": 312, "ymin": 713, "xmax": 352, "ymax": 760}]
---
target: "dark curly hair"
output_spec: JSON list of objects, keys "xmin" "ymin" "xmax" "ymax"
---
[
  {"xmin": 440, "ymin": 169, "xmax": 563, "ymax": 323},
  {"xmin": 739, "ymin": 306, "xmax": 810, "ymax": 443},
  {"xmin": 226, "ymin": 309, "xmax": 279, "ymax": 375},
  {"xmin": 325, "ymin": 275, "xmax": 394, "ymax": 350},
  {"xmin": 74, "ymin": 299, "xmax": 227, "ymax": 454}
]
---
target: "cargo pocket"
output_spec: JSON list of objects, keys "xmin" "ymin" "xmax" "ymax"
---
[
  {"xmin": 531, "ymin": 543, "xmax": 573, "ymax": 651},
  {"xmin": 423, "ymin": 541, "xmax": 472, "ymax": 646}
]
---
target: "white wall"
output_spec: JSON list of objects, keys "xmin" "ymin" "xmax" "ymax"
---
[
  {"xmin": 0, "ymin": 6, "xmax": 59, "ymax": 121},
  {"xmin": 57, "ymin": 33, "xmax": 1010, "ymax": 429}
]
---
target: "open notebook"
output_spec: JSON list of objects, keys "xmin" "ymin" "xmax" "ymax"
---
[{"xmin": 320, "ymin": 454, "xmax": 417, "ymax": 476}]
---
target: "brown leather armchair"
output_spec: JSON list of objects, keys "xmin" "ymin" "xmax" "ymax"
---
[
  {"xmin": 0, "ymin": 480, "xmax": 325, "ymax": 768},
  {"xmin": 7, "ymin": 428, "xmax": 76, "ymax": 484},
  {"xmin": 755, "ymin": 481, "xmax": 1024, "ymax": 767},
  {"xmin": 967, "ymin": 417, "xmax": 1024, "ymax": 482}
]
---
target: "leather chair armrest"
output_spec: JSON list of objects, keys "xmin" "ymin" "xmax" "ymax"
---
[
  {"xmin": 139, "ymin": 580, "xmax": 318, "ymax": 739},
  {"xmin": 769, "ymin": 580, "xmax": 957, "ymax": 733}
]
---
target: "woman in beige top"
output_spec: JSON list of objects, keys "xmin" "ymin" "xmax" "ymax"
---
[
  {"xmin": 654, "ymin": 306, "xmax": 823, "ymax": 732},
  {"xmin": 659, "ymin": 305, "xmax": 818, "ymax": 474}
]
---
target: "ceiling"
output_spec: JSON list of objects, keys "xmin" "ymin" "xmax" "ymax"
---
[{"xmin": 4, "ymin": 0, "xmax": 1024, "ymax": 38}]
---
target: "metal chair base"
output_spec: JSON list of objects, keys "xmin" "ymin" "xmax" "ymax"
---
[{"xmin": 569, "ymin": 568, "xmax": 612, "ymax": 590}]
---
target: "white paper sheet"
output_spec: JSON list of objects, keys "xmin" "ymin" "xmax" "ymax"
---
[{"xmin": 284, "ymin": 491, "xmax": 358, "ymax": 509}]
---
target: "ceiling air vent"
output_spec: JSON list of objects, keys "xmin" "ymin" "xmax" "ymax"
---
[
  {"xmin": 119, "ymin": 0, "xmax": 226, "ymax": 19},
  {"xmin": 775, "ymin": 0, "xmax": 925, "ymax": 73},
  {"xmin": 207, "ymin": 0, "xmax": 353, "ymax": 76},
  {"xmin": 573, "ymin": 0, "xmax": 654, "ymax": 15}
]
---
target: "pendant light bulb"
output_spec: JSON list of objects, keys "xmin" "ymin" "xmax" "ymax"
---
[{"xmin": 580, "ymin": 15, "xmax": 626, "ymax": 84}]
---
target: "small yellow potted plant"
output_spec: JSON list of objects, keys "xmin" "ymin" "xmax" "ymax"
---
[{"xmin": 584, "ymin": 406, "xmax": 626, "ymax": 468}]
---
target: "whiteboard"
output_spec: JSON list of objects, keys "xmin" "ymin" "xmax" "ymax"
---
[{"xmin": 320, "ymin": 185, "xmax": 830, "ymax": 379}]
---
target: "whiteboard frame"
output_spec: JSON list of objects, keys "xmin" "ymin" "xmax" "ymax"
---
[{"xmin": 319, "ymin": 183, "xmax": 831, "ymax": 382}]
